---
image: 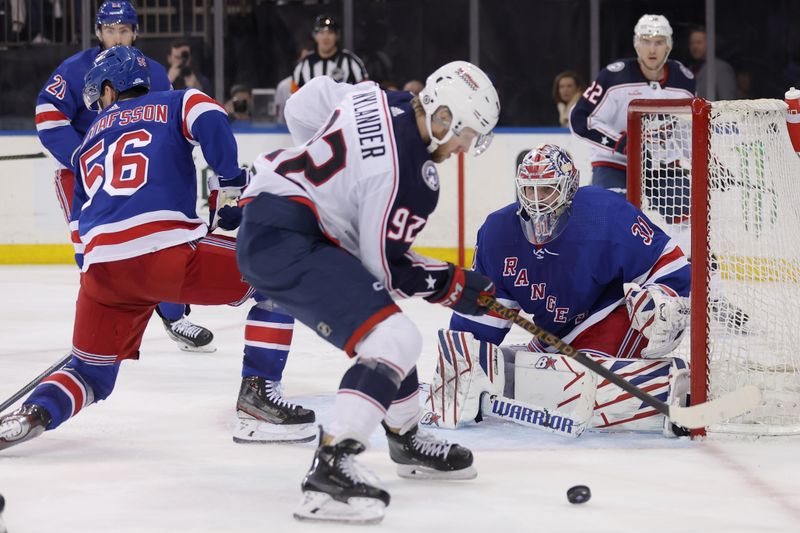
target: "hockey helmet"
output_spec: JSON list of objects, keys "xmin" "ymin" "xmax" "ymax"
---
[
  {"xmin": 418, "ymin": 61, "xmax": 500, "ymax": 156},
  {"xmin": 84, "ymin": 45, "xmax": 151, "ymax": 111},
  {"xmin": 516, "ymin": 144, "xmax": 580, "ymax": 245},
  {"xmin": 96, "ymin": 1, "xmax": 139, "ymax": 32},
  {"xmin": 634, "ymin": 14, "xmax": 673, "ymax": 64}
]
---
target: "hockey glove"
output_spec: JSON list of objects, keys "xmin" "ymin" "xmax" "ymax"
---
[
  {"xmin": 425, "ymin": 263, "xmax": 495, "ymax": 316},
  {"xmin": 208, "ymin": 167, "xmax": 251, "ymax": 230},
  {"xmin": 624, "ymin": 282, "xmax": 690, "ymax": 358},
  {"xmin": 614, "ymin": 131, "xmax": 628, "ymax": 155}
]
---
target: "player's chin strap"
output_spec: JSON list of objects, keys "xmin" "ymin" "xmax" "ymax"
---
[{"xmin": 424, "ymin": 113, "xmax": 455, "ymax": 154}]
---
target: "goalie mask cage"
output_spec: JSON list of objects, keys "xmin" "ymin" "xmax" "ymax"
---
[{"xmin": 627, "ymin": 97, "xmax": 800, "ymax": 437}]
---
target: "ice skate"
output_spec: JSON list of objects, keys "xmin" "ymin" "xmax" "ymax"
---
[
  {"xmin": 233, "ymin": 376, "xmax": 316, "ymax": 443},
  {"xmin": 294, "ymin": 432, "xmax": 390, "ymax": 524},
  {"xmin": 160, "ymin": 315, "xmax": 216, "ymax": 353},
  {"xmin": 383, "ymin": 421, "xmax": 477, "ymax": 480},
  {"xmin": 0, "ymin": 404, "xmax": 51, "ymax": 451},
  {"xmin": 709, "ymin": 297, "xmax": 750, "ymax": 333}
]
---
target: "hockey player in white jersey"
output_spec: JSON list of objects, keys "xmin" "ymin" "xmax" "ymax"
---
[
  {"xmin": 237, "ymin": 61, "xmax": 500, "ymax": 523},
  {"xmin": 570, "ymin": 14, "xmax": 695, "ymax": 192}
]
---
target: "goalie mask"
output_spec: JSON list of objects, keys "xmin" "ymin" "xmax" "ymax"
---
[
  {"xmin": 516, "ymin": 144, "xmax": 579, "ymax": 245},
  {"xmin": 633, "ymin": 14, "xmax": 673, "ymax": 71},
  {"xmin": 419, "ymin": 61, "xmax": 500, "ymax": 156}
]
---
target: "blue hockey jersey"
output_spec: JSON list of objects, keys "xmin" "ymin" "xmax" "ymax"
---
[
  {"xmin": 36, "ymin": 47, "xmax": 171, "ymax": 169},
  {"xmin": 570, "ymin": 58, "xmax": 695, "ymax": 169},
  {"xmin": 450, "ymin": 186, "xmax": 690, "ymax": 347},
  {"xmin": 70, "ymin": 89, "xmax": 239, "ymax": 270}
]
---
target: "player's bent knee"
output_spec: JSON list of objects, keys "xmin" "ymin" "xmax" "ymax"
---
[{"xmin": 355, "ymin": 313, "xmax": 422, "ymax": 378}]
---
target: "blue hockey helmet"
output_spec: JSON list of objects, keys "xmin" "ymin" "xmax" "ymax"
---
[
  {"xmin": 83, "ymin": 45, "xmax": 151, "ymax": 111},
  {"xmin": 96, "ymin": 1, "xmax": 139, "ymax": 32},
  {"xmin": 515, "ymin": 144, "xmax": 580, "ymax": 245}
]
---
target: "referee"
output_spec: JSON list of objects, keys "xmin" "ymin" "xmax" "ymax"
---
[{"xmin": 291, "ymin": 14, "xmax": 368, "ymax": 92}]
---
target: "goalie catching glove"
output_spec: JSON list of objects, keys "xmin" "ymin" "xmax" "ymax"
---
[
  {"xmin": 425, "ymin": 263, "xmax": 495, "ymax": 316},
  {"xmin": 624, "ymin": 282, "xmax": 690, "ymax": 358},
  {"xmin": 208, "ymin": 167, "xmax": 251, "ymax": 230}
]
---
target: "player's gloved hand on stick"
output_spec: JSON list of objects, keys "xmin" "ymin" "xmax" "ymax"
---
[
  {"xmin": 614, "ymin": 131, "xmax": 628, "ymax": 155},
  {"xmin": 426, "ymin": 263, "xmax": 495, "ymax": 316},
  {"xmin": 208, "ymin": 167, "xmax": 251, "ymax": 230}
]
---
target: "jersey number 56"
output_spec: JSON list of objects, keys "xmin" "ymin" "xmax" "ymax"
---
[{"xmin": 79, "ymin": 129, "xmax": 152, "ymax": 201}]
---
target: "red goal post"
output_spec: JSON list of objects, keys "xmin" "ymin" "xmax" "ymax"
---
[{"xmin": 626, "ymin": 97, "xmax": 800, "ymax": 437}]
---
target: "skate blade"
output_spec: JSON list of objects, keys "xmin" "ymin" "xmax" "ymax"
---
[
  {"xmin": 396, "ymin": 464, "xmax": 477, "ymax": 480},
  {"xmin": 177, "ymin": 343, "xmax": 217, "ymax": 353},
  {"xmin": 293, "ymin": 491, "xmax": 386, "ymax": 524},
  {"xmin": 233, "ymin": 417, "xmax": 317, "ymax": 444}
]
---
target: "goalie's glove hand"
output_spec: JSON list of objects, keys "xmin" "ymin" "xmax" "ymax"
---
[
  {"xmin": 624, "ymin": 282, "xmax": 690, "ymax": 358},
  {"xmin": 208, "ymin": 167, "xmax": 251, "ymax": 230},
  {"xmin": 614, "ymin": 131, "xmax": 628, "ymax": 155},
  {"xmin": 425, "ymin": 263, "xmax": 495, "ymax": 316}
]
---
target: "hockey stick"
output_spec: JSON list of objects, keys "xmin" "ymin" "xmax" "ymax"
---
[
  {"xmin": 0, "ymin": 353, "xmax": 71, "ymax": 414},
  {"xmin": 478, "ymin": 295, "xmax": 762, "ymax": 430},
  {"xmin": 0, "ymin": 152, "xmax": 46, "ymax": 161}
]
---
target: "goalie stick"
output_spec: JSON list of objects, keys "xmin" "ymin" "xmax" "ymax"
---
[
  {"xmin": 0, "ymin": 353, "xmax": 71, "ymax": 414},
  {"xmin": 0, "ymin": 152, "xmax": 46, "ymax": 161},
  {"xmin": 478, "ymin": 295, "xmax": 762, "ymax": 430}
]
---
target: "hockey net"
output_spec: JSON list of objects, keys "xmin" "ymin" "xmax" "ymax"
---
[{"xmin": 627, "ymin": 98, "xmax": 800, "ymax": 436}]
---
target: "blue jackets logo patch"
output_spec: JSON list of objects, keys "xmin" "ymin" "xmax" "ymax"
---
[{"xmin": 421, "ymin": 160, "xmax": 439, "ymax": 191}]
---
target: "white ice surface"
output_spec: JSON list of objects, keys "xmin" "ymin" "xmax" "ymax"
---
[{"xmin": 1, "ymin": 266, "xmax": 799, "ymax": 533}]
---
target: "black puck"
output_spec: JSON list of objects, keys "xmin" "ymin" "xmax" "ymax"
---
[
  {"xmin": 567, "ymin": 485, "xmax": 591, "ymax": 504},
  {"xmin": 0, "ymin": 493, "xmax": 5, "ymax": 513}
]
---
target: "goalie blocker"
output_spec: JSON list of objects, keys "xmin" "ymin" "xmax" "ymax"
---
[{"xmin": 425, "ymin": 329, "xmax": 690, "ymax": 437}]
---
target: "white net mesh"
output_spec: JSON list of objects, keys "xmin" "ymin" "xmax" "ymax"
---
[{"xmin": 635, "ymin": 99, "xmax": 800, "ymax": 435}]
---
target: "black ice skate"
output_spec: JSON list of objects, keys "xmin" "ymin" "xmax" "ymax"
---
[
  {"xmin": 710, "ymin": 297, "xmax": 750, "ymax": 333},
  {"xmin": 383, "ymin": 421, "xmax": 477, "ymax": 480},
  {"xmin": 233, "ymin": 376, "xmax": 316, "ymax": 443},
  {"xmin": 294, "ymin": 432, "xmax": 390, "ymax": 524},
  {"xmin": 157, "ymin": 307, "xmax": 215, "ymax": 353},
  {"xmin": 0, "ymin": 404, "xmax": 51, "ymax": 451}
]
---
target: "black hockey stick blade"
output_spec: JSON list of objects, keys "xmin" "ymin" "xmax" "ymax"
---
[
  {"xmin": 0, "ymin": 152, "xmax": 46, "ymax": 161},
  {"xmin": 478, "ymin": 295, "xmax": 762, "ymax": 429},
  {"xmin": 0, "ymin": 353, "xmax": 71, "ymax": 414}
]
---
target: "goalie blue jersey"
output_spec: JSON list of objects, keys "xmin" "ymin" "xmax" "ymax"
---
[
  {"xmin": 70, "ymin": 89, "xmax": 240, "ymax": 271},
  {"xmin": 450, "ymin": 186, "xmax": 690, "ymax": 347},
  {"xmin": 36, "ymin": 46, "xmax": 171, "ymax": 169}
]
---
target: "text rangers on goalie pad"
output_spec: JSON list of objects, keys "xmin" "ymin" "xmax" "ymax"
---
[{"xmin": 426, "ymin": 144, "xmax": 692, "ymax": 437}]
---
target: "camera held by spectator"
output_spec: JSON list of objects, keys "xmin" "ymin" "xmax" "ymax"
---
[
  {"xmin": 224, "ymin": 85, "xmax": 252, "ymax": 122},
  {"xmin": 167, "ymin": 39, "xmax": 210, "ymax": 92}
]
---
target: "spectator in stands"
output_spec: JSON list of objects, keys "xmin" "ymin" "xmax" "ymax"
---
[
  {"xmin": 403, "ymin": 79, "xmax": 423, "ymax": 95},
  {"xmin": 552, "ymin": 71, "xmax": 584, "ymax": 127},
  {"xmin": 167, "ymin": 38, "xmax": 211, "ymax": 92},
  {"xmin": 224, "ymin": 84, "xmax": 252, "ymax": 122},
  {"xmin": 688, "ymin": 26, "xmax": 737, "ymax": 100},
  {"xmin": 291, "ymin": 14, "xmax": 368, "ymax": 92}
]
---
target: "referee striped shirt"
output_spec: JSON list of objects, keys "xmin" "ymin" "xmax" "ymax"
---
[{"xmin": 291, "ymin": 49, "xmax": 368, "ymax": 92}]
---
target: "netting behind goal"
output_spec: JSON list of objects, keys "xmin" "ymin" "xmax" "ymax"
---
[{"xmin": 627, "ymin": 98, "xmax": 800, "ymax": 436}]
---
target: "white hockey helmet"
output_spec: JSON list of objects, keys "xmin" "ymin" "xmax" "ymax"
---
[
  {"xmin": 634, "ymin": 14, "xmax": 673, "ymax": 60},
  {"xmin": 418, "ymin": 60, "xmax": 500, "ymax": 156},
  {"xmin": 516, "ymin": 144, "xmax": 580, "ymax": 245}
]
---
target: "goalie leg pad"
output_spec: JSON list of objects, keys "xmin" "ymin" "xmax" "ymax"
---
[{"xmin": 427, "ymin": 329, "xmax": 504, "ymax": 428}]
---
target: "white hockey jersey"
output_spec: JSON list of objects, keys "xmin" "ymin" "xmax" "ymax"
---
[
  {"xmin": 570, "ymin": 58, "xmax": 695, "ymax": 169},
  {"xmin": 244, "ymin": 77, "xmax": 451, "ymax": 298}
]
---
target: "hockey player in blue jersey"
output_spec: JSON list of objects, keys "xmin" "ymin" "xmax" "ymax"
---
[
  {"xmin": 429, "ymin": 144, "xmax": 693, "ymax": 436},
  {"xmin": 0, "ymin": 46, "xmax": 315, "ymax": 452},
  {"xmin": 570, "ymin": 14, "xmax": 695, "ymax": 192},
  {"xmin": 236, "ymin": 61, "xmax": 500, "ymax": 523},
  {"xmin": 35, "ymin": 1, "xmax": 213, "ymax": 352}
]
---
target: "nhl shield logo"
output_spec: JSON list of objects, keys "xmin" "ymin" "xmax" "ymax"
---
[
  {"xmin": 421, "ymin": 160, "xmax": 439, "ymax": 191},
  {"xmin": 316, "ymin": 322, "xmax": 332, "ymax": 337}
]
